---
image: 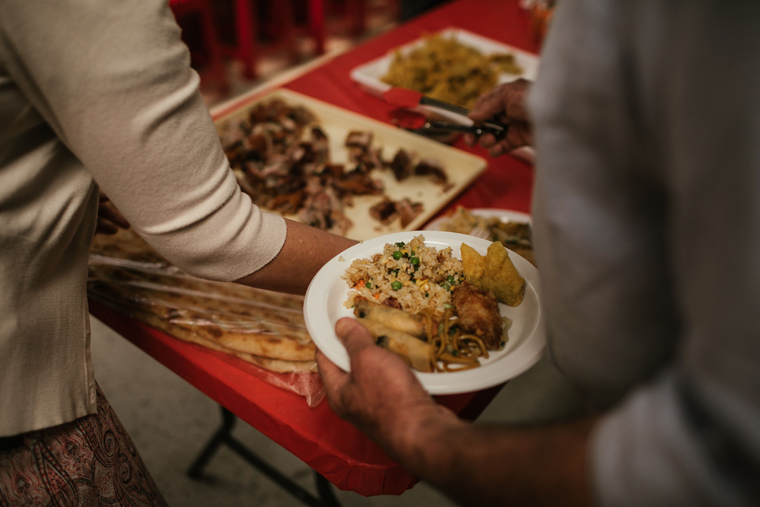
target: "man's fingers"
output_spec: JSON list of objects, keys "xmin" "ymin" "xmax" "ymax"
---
[
  {"xmin": 478, "ymin": 133, "xmax": 498, "ymax": 149},
  {"xmin": 463, "ymin": 133, "xmax": 477, "ymax": 146},
  {"xmin": 335, "ymin": 318, "xmax": 375, "ymax": 357},
  {"xmin": 316, "ymin": 349, "xmax": 349, "ymax": 400},
  {"xmin": 469, "ymin": 79, "xmax": 533, "ymax": 126},
  {"xmin": 489, "ymin": 144, "xmax": 507, "ymax": 157},
  {"xmin": 482, "ymin": 123, "xmax": 534, "ymax": 157},
  {"xmin": 468, "ymin": 85, "xmax": 506, "ymax": 122}
]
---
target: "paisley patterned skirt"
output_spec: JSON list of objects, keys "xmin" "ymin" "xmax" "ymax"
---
[{"xmin": 0, "ymin": 384, "xmax": 166, "ymax": 506}]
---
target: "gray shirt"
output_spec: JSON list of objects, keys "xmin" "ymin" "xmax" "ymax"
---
[
  {"xmin": 530, "ymin": 0, "xmax": 760, "ymax": 504},
  {"xmin": 0, "ymin": 0, "xmax": 286, "ymax": 436}
]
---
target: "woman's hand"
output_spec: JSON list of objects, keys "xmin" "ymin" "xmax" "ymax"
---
[
  {"xmin": 464, "ymin": 78, "xmax": 534, "ymax": 157},
  {"xmin": 96, "ymin": 191, "xmax": 130, "ymax": 235}
]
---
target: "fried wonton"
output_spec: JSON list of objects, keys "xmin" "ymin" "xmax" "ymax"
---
[{"xmin": 461, "ymin": 242, "xmax": 525, "ymax": 306}]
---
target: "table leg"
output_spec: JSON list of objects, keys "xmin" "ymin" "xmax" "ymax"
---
[
  {"xmin": 187, "ymin": 405, "xmax": 342, "ymax": 507},
  {"xmin": 315, "ymin": 473, "xmax": 341, "ymax": 507},
  {"xmin": 186, "ymin": 405, "xmax": 236, "ymax": 479}
]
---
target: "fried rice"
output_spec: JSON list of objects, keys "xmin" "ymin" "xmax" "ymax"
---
[{"xmin": 343, "ymin": 235, "xmax": 465, "ymax": 314}]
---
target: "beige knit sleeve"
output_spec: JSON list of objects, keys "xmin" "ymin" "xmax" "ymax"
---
[{"xmin": 0, "ymin": 0, "xmax": 286, "ymax": 281}]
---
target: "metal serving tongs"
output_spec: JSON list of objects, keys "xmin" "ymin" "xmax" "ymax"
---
[
  {"xmin": 388, "ymin": 108, "xmax": 506, "ymax": 140},
  {"xmin": 403, "ymin": 118, "xmax": 505, "ymax": 137},
  {"xmin": 383, "ymin": 87, "xmax": 508, "ymax": 139}
]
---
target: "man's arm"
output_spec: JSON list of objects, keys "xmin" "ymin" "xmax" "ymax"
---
[{"xmin": 317, "ymin": 318, "xmax": 597, "ymax": 507}]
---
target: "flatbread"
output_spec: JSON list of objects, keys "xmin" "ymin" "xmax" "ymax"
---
[
  {"xmin": 133, "ymin": 310, "xmax": 316, "ymax": 373},
  {"xmin": 89, "ymin": 229, "xmax": 316, "ymax": 372}
]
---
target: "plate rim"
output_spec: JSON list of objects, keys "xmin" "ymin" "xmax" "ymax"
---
[{"xmin": 425, "ymin": 208, "xmax": 532, "ymax": 232}]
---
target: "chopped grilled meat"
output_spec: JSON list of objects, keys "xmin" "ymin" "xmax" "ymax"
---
[
  {"xmin": 310, "ymin": 127, "xmax": 330, "ymax": 166},
  {"xmin": 298, "ymin": 186, "xmax": 352, "ymax": 236},
  {"xmin": 267, "ymin": 190, "xmax": 306, "ymax": 213},
  {"xmin": 390, "ymin": 149, "xmax": 413, "ymax": 180},
  {"xmin": 245, "ymin": 132, "xmax": 271, "ymax": 162},
  {"xmin": 334, "ymin": 171, "xmax": 384, "ymax": 197},
  {"xmin": 369, "ymin": 198, "xmax": 398, "ymax": 224},
  {"xmin": 369, "ymin": 197, "xmax": 423, "ymax": 226},
  {"xmin": 414, "ymin": 158, "xmax": 448, "ymax": 184},
  {"xmin": 221, "ymin": 98, "xmax": 446, "ymax": 236},
  {"xmin": 290, "ymin": 104, "xmax": 317, "ymax": 125},
  {"xmin": 345, "ymin": 130, "xmax": 373, "ymax": 149},
  {"xmin": 365, "ymin": 148, "xmax": 385, "ymax": 170},
  {"xmin": 396, "ymin": 198, "xmax": 424, "ymax": 227}
]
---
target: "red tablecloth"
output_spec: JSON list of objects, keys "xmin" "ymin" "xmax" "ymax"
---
[{"xmin": 90, "ymin": 0, "xmax": 538, "ymax": 497}]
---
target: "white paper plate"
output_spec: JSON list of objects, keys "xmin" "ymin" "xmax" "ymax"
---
[
  {"xmin": 425, "ymin": 208, "xmax": 532, "ymax": 232},
  {"xmin": 304, "ymin": 231, "xmax": 545, "ymax": 395}
]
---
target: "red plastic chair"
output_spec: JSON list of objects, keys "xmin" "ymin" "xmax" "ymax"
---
[
  {"xmin": 169, "ymin": 0, "xmax": 230, "ymax": 92},
  {"xmin": 220, "ymin": 0, "xmax": 259, "ymax": 79},
  {"xmin": 326, "ymin": 0, "xmax": 399, "ymax": 38},
  {"xmin": 214, "ymin": 0, "xmax": 321, "ymax": 78},
  {"xmin": 262, "ymin": 0, "xmax": 325, "ymax": 57},
  {"xmin": 308, "ymin": 0, "xmax": 326, "ymax": 55}
]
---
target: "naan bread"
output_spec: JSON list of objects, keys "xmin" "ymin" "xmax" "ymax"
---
[
  {"xmin": 133, "ymin": 310, "xmax": 316, "ymax": 373},
  {"xmin": 89, "ymin": 229, "xmax": 316, "ymax": 372}
]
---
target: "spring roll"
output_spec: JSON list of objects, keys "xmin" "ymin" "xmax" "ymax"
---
[
  {"xmin": 353, "ymin": 297, "xmax": 428, "ymax": 338},
  {"xmin": 355, "ymin": 319, "xmax": 435, "ymax": 373}
]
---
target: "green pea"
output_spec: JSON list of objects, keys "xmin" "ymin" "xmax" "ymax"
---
[
  {"xmin": 410, "ymin": 257, "xmax": 420, "ymax": 266},
  {"xmin": 441, "ymin": 282, "xmax": 451, "ymax": 291},
  {"xmin": 447, "ymin": 275, "xmax": 455, "ymax": 284},
  {"xmin": 391, "ymin": 281, "xmax": 402, "ymax": 290},
  {"xmin": 365, "ymin": 281, "xmax": 372, "ymax": 289},
  {"xmin": 392, "ymin": 251, "xmax": 402, "ymax": 260}
]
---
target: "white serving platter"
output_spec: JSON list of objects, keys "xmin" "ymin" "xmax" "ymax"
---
[
  {"xmin": 350, "ymin": 28, "xmax": 540, "ymax": 104},
  {"xmin": 214, "ymin": 89, "xmax": 488, "ymax": 241},
  {"xmin": 349, "ymin": 28, "xmax": 540, "ymax": 163}
]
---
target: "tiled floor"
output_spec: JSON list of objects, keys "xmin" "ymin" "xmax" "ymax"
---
[{"xmin": 89, "ymin": 8, "xmax": 587, "ymax": 505}]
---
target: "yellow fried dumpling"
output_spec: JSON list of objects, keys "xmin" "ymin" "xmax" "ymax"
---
[
  {"xmin": 483, "ymin": 241, "xmax": 525, "ymax": 306},
  {"xmin": 461, "ymin": 243, "xmax": 486, "ymax": 281},
  {"xmin": 461, "ymin": 241, "xmax": 526, "ymax": 307}
]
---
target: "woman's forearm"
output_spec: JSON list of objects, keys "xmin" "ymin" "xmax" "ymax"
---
[{"xmin": 235, "ymin": 219, "xmax": 357, "ymax": 294}]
